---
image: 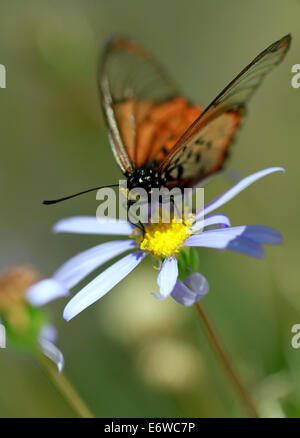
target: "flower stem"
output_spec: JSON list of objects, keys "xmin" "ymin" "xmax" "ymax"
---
[
  {"xmin": 39, "ymin": 355, "xmax": 94, "ymax": 418},
  {"xmin": 194, "ymin": 301, "xmax": 259, "ymax": 418}
]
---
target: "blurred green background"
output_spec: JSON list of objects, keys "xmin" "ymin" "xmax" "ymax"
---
[{"xmin": 0, "ymin": 0, "xmax": 300, "ymax": 418}]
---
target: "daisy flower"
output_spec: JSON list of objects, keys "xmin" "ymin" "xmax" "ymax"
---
[{"xmin": 27, "ymin": 167, "xmax": 283, "ymax": 321}]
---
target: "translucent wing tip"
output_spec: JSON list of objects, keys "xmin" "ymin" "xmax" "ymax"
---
[
  {"xmin": 279, "ymin": 33, "xmax": 292, "ymax": 47},
  {"xmin": 103, "ymin": 36, "xmax": 142, "ymax": 58},
  {"xmin": 100, "ymin": 35, "xmax": 134, "ymax": 76},
  {"xmin": 271, "ymin": 34, "xmax": 291, "ymax": 58}
]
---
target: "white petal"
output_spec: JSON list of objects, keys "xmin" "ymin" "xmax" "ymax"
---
[
  {"xmin": 157, "ymin": 257, "xmax": 178, "ymax": 298},
  {"xmin": 196, "ymin": 167, "xmax": 285, "ymax": 219},
  {"xmin": 63, "ymin": 251, "xmax": 146, "ymax": 321},
  {"xmin": 53, "ymin": 216, "xmax": 133, "ymax": 236},
  {"xmin": 53, "ymin": 240, "xmax": 136, "ymax": 289},
  {"xmin": 39, "ymin": 337, "xmax": 65, "ymax": 373},
  {"xmin": 26, "ymin": 279, "xmax": 69, "ymax": 307}
]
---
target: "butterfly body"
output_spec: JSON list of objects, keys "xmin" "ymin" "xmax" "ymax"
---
[{"xmin": 125, "ymin": 165, "xmax": 167, "ymax": 193}]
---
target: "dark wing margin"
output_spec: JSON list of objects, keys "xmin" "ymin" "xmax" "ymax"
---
[
  {"xmin": 99, "ymin": 36, "xmax": 180, "ymax": 173},
  {"xmin": 160, "ymin": 34, "xmax": 291, "ymax": 186}
]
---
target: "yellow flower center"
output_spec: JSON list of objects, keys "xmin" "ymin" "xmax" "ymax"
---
[{"xmin": 132, "ymin": 215, "xmax": 194, "ymax": 258}]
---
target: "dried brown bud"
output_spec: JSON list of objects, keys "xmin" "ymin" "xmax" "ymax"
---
[{"xmin": 0, "ymin": 266, "xmax": 40, "ymax": 331}]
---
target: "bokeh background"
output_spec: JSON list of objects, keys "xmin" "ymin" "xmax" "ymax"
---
[{"xmin": 0, "ymin": 0, "xmax": 299, "ymax": 418}]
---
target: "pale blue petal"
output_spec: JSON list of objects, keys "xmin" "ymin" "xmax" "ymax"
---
[
  {"xmin": 53, "ymin": 216, "xmax": 134, "ymax": 236},
  {"xmin": 187, "ymin": 225, "xmax": 281, "ymax": 251},
  {"xmin": 63, "ymin": 251, "xmax": 146, "ymax": 321},
  {"xmin": 185, "ymin": 226, "xmax": 247, "ymax": 248},
  {"xmin": 26, "ymin": 279, "xmax": 69, "ymax": 307},
  {"xmin": 184, "ymin": 272, "xmax": 210, "ymax": 296},
  {"xmin": 226, "ymin": 237, "xmax": 265, "ymax": 259},
  {"xmin": 192, "ymin": 214, "xmax": 231, "ymax": 232},
  {"xmin": 53, "ymin": 240, "xmax": 137, "ymax": 289},
  {"xmin": 171, "ymin": 273, "xmax": 209, "ymax": 306},
  {"xmin": 157, "ymin": 257, "xmax": 178, "ymax": 298},
  {"xmin": 239, "ymin": 225, "xmax": 282, "ymax": 245},
  {"xmin": 170, "ymin": 281, "xmax": 194, "ymax": 305},
  {"xmin": 38, "ymin": 336, "xmax": 65, "ymax": 373},
  {"xmin": 184, "ymin": 226, "xmax": 267, "ymax": 258},
  {"xmin": 196, "ymin": 167, "xmax": 285, "ymax": 219}
]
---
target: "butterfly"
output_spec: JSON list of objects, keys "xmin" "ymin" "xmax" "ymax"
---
[
  {"xmin": 99, "ymin": 34, "xmax": 291, "ymax": 193},
  {"xmin": 44, "ymin": 34, "xmax": 291, "ymax": 205}
]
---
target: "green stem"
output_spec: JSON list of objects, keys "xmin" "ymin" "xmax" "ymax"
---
[
  {"xmin": 194, "ymin": 301, "xmax": 259, "ymax": 418},
  {"xmin": 39, "ymin": 355, "xmax": 94, "ymax": 418}
]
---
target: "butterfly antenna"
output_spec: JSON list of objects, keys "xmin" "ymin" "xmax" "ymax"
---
[{"xmin": 43, "ymin": 184, "xmax": 119, "ymax": 205}]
